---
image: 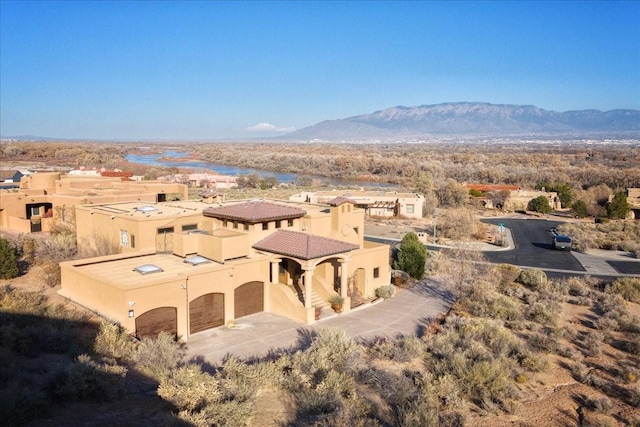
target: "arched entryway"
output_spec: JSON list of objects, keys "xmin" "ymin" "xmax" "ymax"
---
[
  {"xmin": 234, "ymin": 281, "xmax": 264, "ymax": 319},
  {"xmin": 135, "ymin": 307, "xmax": 177, "ymax": 339},
  {"xmin": 189, "ymin": 293, "xmax": 224, "ymax": 334}
]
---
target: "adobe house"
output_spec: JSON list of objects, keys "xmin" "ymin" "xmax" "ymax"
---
[
  {"xmin": 59, "ymin": 198, "xmax": 391, "ymax": 340},
  {"xmin": 290, "ymin": 190, "xmax": 426, "ymax": 219},
  {"xmin": 0, "ymin": 172, "xmax": 188, "ymax": 234},
  {"xmin": 627, "ymin": 188, "xmax": 640, "ymax": 220}
]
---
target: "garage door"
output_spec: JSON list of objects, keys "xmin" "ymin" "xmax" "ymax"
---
[
  {"xmin": 189, "ymin": 293, "xmax": 224, "ymax": 334},
  {"xmin": 234, "ymin": 281, "xmax": 264, "ymax": 319},
  {"xmin": 135, "ymin": 307, "xmax": 177, "ymax": 339}
]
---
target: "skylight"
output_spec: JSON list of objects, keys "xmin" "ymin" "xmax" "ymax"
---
[
  {"xmin": 133, "ymin": 264, "xmax": 163, "ymax": 275},
  {"xmin": 187, "ymin": 229, "xmax": 210, "ymax": 235},
  {"xmin": 184, "ymin": 255, "xmax": 212, "ymax": 266},
  {"xmin": 136, "ymin": 206, "xmax": 157, "ymax": 213}
]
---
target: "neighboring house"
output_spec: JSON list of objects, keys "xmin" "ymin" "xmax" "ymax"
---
[
  {"xmin": 627, "ymin": 188, "xmax": 640, "ymax": 220},
  {"xmin": 464, "ymin": 184, "xmax": 559, "ymax": 211},
  {"xmin": 0, "ymin": 169, "xmax": 25, "ymax": 184},
  {"xmin": 290, "ymin": 190, "xmax": 425, "ymax": 219},
  {"xmin": 59, "ymin": 198, "xmax": 391, "ymax": 340},
  {"xmin": 160, "ymin": 173, "xmax": 238, "ymax": 189},
  {"xmin": 0, "ymin": 172, "xmax": 188, "ymax": 234},
  {"xmin": 504, "ymin": 189, "xmax": 560, "ymax": 212}
]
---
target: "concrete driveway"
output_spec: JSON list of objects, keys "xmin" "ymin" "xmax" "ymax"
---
[{"xmin": 185, "ymin": 279, "xmax": 452, "ymax": 366}]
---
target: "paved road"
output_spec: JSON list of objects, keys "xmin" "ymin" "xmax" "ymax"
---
[{"xmin": 481, "ymin": 218, "xmax": 585, "ymax": 272}]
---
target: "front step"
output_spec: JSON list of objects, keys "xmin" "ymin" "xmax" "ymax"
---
[{"xmin": 289, "ymin": 285, "xmax": 330, "ymax": 308}]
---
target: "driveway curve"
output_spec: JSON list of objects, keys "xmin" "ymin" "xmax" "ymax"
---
[{"xmin": 185, "ymin": 279, "xmax": 452, "ymax": 366}]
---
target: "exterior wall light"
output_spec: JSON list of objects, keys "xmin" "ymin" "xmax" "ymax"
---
[{"xmin": 128, "ymin": 310, "xmax": 134, "ymax": 318}]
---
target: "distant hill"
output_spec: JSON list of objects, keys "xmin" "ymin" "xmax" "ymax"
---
[{"xmin": 284, "ymin": 102, "xmax": 640, "ymax": 139}]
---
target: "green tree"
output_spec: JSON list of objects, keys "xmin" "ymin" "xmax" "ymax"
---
[
  {"xmin": 536, "ymin": 182, "xmax": 572, "ymax": 208},
  {"xmin": 570, "ymin": 200, "xmax": 589, "ymax": 218},
  {"xmin": 0, "ymin": 238, "xmax": 19, "ymax": 279},
  {"xmin": 393, "ymin": 232, "xmax": 427, "ymax": 279},
  {"xmin": 606, "ymin": 191, "xmax": 630, "ymax": 219},
  {"xmin": 527, "ymin": 196, "xmax": 552, "ymax": 214}
]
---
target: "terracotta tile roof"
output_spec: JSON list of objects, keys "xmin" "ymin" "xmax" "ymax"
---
[
  {"xmin": 203, "ymin": 200, "xmax": 306, "ymax": 223},
  {"xmin": 464, "ymin": 184, "xmax": 520, "ymax": 192},
  {"xmin": 253, "ymin": 230, "xmax": 359, "ymax": 260},
  {"xmin": 328, "ymin": 196, "xmax": 356, "ymax": 206}
]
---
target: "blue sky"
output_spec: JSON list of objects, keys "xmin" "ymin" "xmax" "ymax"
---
[{"xmin": 1, "ymin": 1, "xmax": 639, "ymax": 140}]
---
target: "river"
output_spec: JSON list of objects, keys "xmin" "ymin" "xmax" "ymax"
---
[{"xmin": 126, "ymin": 151, "xmax": 399, "ymax": 188}]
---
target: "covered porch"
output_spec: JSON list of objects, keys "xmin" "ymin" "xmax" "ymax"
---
[{"xmin": 253, "ymin": 229, "xmax": 359, "ymax": 324}]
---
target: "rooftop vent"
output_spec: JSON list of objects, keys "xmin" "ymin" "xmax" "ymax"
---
[
  {"xmin": 133, "ymin": 264, "xmax": 163, "ymax": 275},
  {"xmin": 184, "ymin": 255, "xmax": 212, "ymax": 266}
]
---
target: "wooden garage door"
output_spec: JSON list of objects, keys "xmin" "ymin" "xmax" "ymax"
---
[
  {"xmin": 135, "ymin": 307, "xmax": 177, "ymax": 339},
  {"xmin": 234, "ymin": 281, "xmax": 264, "ymax": 319},
  {"xmin": 189, "ymin": 293, "xmax": 224, "ymax": 334}
]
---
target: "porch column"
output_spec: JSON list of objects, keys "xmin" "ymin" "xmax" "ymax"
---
[
  {"xmin": 303, "ymin": 267, "xmax": 315, "ymax": 309},
  {"xmin": 270, "ymin": 260, "xmax": 280, "ymax": 284},
  {"xmin": 339, "ymin": 259, "xmax": 349, "ymax": 298}
]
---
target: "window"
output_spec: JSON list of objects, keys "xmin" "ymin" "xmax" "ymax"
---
[
  {"xmin": 233, "ymin": 221, "xmax": 238, "ymax": 229},
  {"xmin": 262, "ymin": 222, "xmax": 269, "ymax": 230},
  {"xmin": 347, "ymin": 205, "xmax": 351, "ymax": 212},
  {"xmin": 131, "ymin": 235, "xmax": 135, "ymax": 249},
  {"xmin": 287, "ymin": 219, "xmax": 294, "ymax": 227},
  {"xmin": 373, "ymin": 267, "xmax": 380, "ymax": 278},
  {"xmin": 275, "ymin": 220, "xmax": 281, "ymax": 229},
  {"xmin": 222, "ymin": 219, "xmax": 228, "ymax": 227},
  {"xmin": 244, "ymin": 223, "xmax": 249, "ymax": 231},
  {"xmin": 182, "ymin": 224, "xmax": 197, "ymax": 231},
  {"xmin": 406, "ymin": 204, "xmax": 415, "ymax": 214},
  {"xmin": 157, "ymin": 227, "xmax": 174, "ymax": 234},
  {"xmin": 120, "ymin": 230, "xmax": 129, "ymax": 247},
  {"xmin": 30, "ymin": 206, "xmax": 41, "ymax": 216},
  {"xmin": 353, "ymin": 227, "xmax": 359, "ymax": 236}
]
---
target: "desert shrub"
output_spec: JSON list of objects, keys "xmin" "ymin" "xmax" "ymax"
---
[
  {"xmin": 528, "ymin": 330, "xmax": 560, "ymax": 354},
  {"xmin": 0, "ymin": 379, "xmax": 52, "ymax": 426},
  {"xmin": 595, "ymin": 316, "xmax": 618, "ymax": 334},
  {"xmin": 216, "ymin": 356, "xmax": 281, "ymax": 402},
  {"xmin": 93, "ymin": 321, "xmax": 137, "ymax": 362},
  {"xmin": 526, "ymin": 300, "xmax": 560, "ymax": 326},
  {"xmin": 518, "ymin": 351, "xmax": 549, "ymax": 372},
  {"xmin": 583, "ymin": 332, "xmax": 604, "ymax": 357},
  {"xmin": 50, "ymin": 354, "xmax": 127, "ymax": 402},
  {"xmin": 0, "ymin": 237, "xmax": 19, "ymax": 279},
  {"xmin": 517, "ymin": 269, "xmax": 548, "ymax": 289},
  {"xmin": 619, "ymin": 365, "xmax": 638, "ymax": 384},
  {"xmin": 589, "ymin": 396, "xmax": 613, "ymax": 413},
  {"xmin": 134, "ymin": 333, "xmax": 183, "ymax": 380},
  {"xmin": 608, "ymin": 277, "xmax": 640, "ymax": 304},
  {"xmin": 394, "ymin": 232, "xmax": 427, "ymax": 279},
  {"xmin": 295, "ymin": 329, "xmax": 365, "ymax": 375},
  {"xmin": 491, "ymin": 264, "xmax": 521, "ymax": 288},
  {"xmin": 375, "ymin": 285, "xmax": 395, "ymax": 299},
  {"xmin": 423, "ymin": 317, "xmax": 519, "ymax": 408},
  {"xmin": 158, "ymin": 364, "xmax": 221, "ymax": 412},
  {"xmin": 625, "ymin": 335, "xmax": 640, "ymax": 356},
  {"xmin": 437, "ymin": 208, "xmax": 482, "ymax": 240}
]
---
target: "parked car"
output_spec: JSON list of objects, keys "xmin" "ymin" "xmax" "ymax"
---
[{"xmin": 552, "ymin": 235, "xmax": 572, "ymax": 251}]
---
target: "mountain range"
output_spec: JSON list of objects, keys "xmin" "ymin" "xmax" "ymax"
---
[{"xmin": 283, "ymin": 102, "xmax": 640, "ymax": 140}]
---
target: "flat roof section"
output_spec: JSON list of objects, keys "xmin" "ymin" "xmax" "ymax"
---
[{"xmin": 71, "ymin": 253, "xmax": 224, "ymax": 289}]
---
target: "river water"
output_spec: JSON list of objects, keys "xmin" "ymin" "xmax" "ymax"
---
[{"xmin": 126, "ymin": 151, "xmax": 398, "ymax": 188}]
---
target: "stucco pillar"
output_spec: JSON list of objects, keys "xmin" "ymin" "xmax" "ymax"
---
[
  {"xmin": 339, "ymin": 259, "xmax": 349, "ymax": 298},
  {"xmin": 270, "ymin": 260, "xmax": 280, "ymax": 284},
  {"xmin": 303, "ymin": 267, "xmax": 315, "ymax": 309}
]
